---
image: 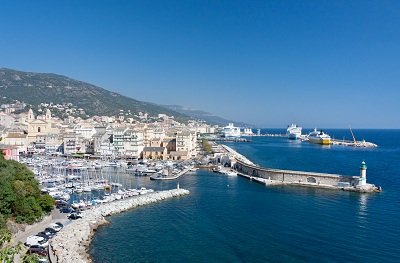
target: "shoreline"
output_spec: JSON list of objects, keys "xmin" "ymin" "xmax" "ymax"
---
[{"xmin": 50, "ymin": 188, "xmax": 190, "ymax": 263}]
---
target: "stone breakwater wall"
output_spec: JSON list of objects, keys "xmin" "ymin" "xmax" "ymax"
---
[{"xmin": 50, "ymin": 189, "xmax": 190, "ymax": 263}]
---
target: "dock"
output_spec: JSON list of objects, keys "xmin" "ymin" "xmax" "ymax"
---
[
  {"xmin": 234, "ymin": 159, "xmax": 381, "ymax": 193},
  {"xmin": 149, "ymin": 168, "xmax": 191, "ymax": 180}
]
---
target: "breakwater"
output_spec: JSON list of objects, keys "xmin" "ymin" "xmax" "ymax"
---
[
  {"xmin": 234, "ymin": 159, "xmax": 381, "ymax": 192},
  {"xmin": 50, "ymin": 189, "xmax": 190, "ymax": 263}
]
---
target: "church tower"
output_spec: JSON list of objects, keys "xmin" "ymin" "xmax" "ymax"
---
[
  {"xmin": 45, "ymin": 109, "xmax": 52, "ymax": 121},
  {"xmin": 28, "ymin": 109, "xmax": 34, "ymax": 121}
]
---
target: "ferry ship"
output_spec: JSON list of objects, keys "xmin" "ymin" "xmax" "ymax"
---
[
  {"xmin": 222, "ymin": 123, "xmax": 241, "ymax": 138},
  {"xmin": 286, "ymin": 124, "xmax": 302, "ymax": 140},
  {"xmin": 307, "ymin": 128, "xmax": 331, "ymax": 145},
  {"xmin": 242, "ymin": 128, "xmax": 254, "ymax": 136}
]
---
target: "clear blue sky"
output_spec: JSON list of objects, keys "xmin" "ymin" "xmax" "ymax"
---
[{"xmin": 1, "ymin": 0, "xmax": 399, "ymax": 128}]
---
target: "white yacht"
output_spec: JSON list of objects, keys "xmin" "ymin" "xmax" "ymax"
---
[
  {"xmin": 307, "ymin": 129, "xmax": 331, "ymax": 145},
  {"xmin": 222, "ymin": 123, "xmax": 241, "ymax": 138},
  {"xmin": 286, "ymin": 124, "xmax": 302, "ymax": 140}
]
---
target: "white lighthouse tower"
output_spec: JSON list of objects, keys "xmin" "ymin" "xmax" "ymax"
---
[{"xmin": 359, "ymin": 161, "xmax": 367, "ymax": 186}]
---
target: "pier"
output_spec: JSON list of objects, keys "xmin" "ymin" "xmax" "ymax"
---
[{"xmin": 234, "ymin": 159, "xmax": 381, "ymax": 193}]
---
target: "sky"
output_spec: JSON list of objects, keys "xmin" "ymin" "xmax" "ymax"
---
[{"xmin": 0, "ymin": 0, "xmax": 399, "ymax": 128}]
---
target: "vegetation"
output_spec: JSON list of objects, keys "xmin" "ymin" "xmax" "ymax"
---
[
  {"xmin": 0, "ymin": 153, "xmax": 53, "ymax": 262},
  {"xmin": 201, "ymin": 139, "xmax": 213, "ymax": 154},
  {"xmin": 0, "ymin": 153, "xmax": 54, "ymax": 226},
  {"xmin": 0, "ymin": 231, "xmax": 40, "ymax": 263},
  {"xmin": 0, "ymin": 67, "xmax": 189, "ymax": 121}
]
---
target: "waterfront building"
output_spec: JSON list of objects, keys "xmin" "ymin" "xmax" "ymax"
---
[
  {"xmin": 142, "ymin": 146, "xmax": 168, "ymax": 160},
  {"xmin": 1, "ymin": 131, "xmax": 28, "ymax": 154},
  {"xmin": 122, "ymin": 129, "xmax": 144, "ymax": 159}
]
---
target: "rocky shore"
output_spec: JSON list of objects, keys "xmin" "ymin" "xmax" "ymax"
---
[{"xmin": 50, "ymin": 188, "xmax": 190, "ymax": 263}]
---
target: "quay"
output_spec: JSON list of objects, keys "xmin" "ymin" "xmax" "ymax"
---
[
  {"xmin": 216, "ymin": 144, "xmax": 381, "ymax": 193},
  {"xmin": 206, "ymin": 137, "xmax": 251, "ymax": 142},
  {"xmin": 234, "ymin": 159, "xmax": 381, "ymax": 193}
]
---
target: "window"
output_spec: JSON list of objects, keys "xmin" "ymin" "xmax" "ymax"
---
[{"xmin": 38, "ymin": 127, "xmax": 41, "ymax": 132}]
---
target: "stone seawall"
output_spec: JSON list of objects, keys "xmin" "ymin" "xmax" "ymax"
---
[
  {"xmin": 235, "ymin": 160, "xmax": 381, "ymax": 192},
  {"xmin": 50, "ymin": 189, "xmax": 190, "ymax": 263},
  {"xmin": 235, "ymin": 159, "xmax": 356, "ymax": 186}
]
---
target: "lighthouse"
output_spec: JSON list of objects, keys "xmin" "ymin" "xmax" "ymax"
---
[{"xmin": 359, "ymin": 161, "xmax": 367, "ymax": 186}]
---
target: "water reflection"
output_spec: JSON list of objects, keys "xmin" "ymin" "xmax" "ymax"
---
[{"xmin": 357, "ymin": 194, "xmax": 368, "ymax": 227}]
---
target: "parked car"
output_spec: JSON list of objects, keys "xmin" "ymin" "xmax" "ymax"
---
[
  {"xmin": 54, "ymin": 222, "xmax": 64, "ymax": 228},
  {"xmin": 49, "ymin": 223, "xmax": 62, "ymax": 232},
  {"xmin": 68, "ymin": 213, "xmax": 82, "ymax": 220},
  {"xmin": 26, "ymin": 246, "xmax": 48, "ymax": 257},
  {"xmin": 44, "ymin": 227, "xmax": 57, "ymax": 234},
  {"xmin": 36, "ymin": 232, "xmax": 51, "ymax": 240},
  {"xmin": 60, "ymin": 207, "xmax": 75, "ymax": 213},
  {"xmin": 25, "ymin": 235, "xmax": 48, "ymax": 248}
]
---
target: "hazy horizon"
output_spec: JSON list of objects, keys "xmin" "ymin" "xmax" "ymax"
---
[{"xmin": 1, "ymin": 1, "xmax": 399, "ymax": 128}]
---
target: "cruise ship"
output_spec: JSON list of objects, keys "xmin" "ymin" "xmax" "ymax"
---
[
  {"xmin": 222, "ymin": 123, "xmax": 241, "ymax": 138},
  {"xmin": 307, "ymin": 129, "xmax": 331, "ymax": 145},
  {"xmin": 286, "ymin": 124, "xmax": 302, "ymax": 140}
]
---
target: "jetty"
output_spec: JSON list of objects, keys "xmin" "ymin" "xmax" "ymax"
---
[
  {"xmin": 234, "ymin": 159, "xmax": 380, "ymax": 193},
  {"xmin": 216, "ymin": 144, "xmax": 381, "ymax": 193},
  {"xmin": 49, "ymin": 188, "xmax": 190, "ymax": 263}
]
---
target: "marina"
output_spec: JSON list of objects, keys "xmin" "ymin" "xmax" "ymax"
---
[{"xmin": 19, "ymin": 155, "xmax": 196, "ymax": 211}]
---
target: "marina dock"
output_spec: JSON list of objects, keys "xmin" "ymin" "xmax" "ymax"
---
[{"xmin": 149, "ymin": 167, "xmax": 191, "ymax": 180}]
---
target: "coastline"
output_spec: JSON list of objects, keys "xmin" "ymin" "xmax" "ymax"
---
[{"xmin": 50, "ymin": 188, "xmax": 190, "ymax": 263}]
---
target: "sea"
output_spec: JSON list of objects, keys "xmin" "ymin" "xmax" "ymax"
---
[{"xmin": 89, "ymin": 129, "xmax": 400, "ymax": 263}]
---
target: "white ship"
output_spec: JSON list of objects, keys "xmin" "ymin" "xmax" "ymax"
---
[
  {"xmin": 242, "ymin": 128, "xmax": 254, "ymax": 136},
  {"xmin": 222, "ymin": 123, "xmax": 241, "ymax": 138},
  {"xmin": 307, "ymin": 128, "xmax": 331, "ymax": 145},
  {"xmin": 286, "ymin": 124, "xmax": 302, "ymax": 140}
]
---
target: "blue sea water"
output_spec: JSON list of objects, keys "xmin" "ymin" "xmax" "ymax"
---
[{"xmin": 90, "ymin": 129, "xmax": 400, "ymax": 263}]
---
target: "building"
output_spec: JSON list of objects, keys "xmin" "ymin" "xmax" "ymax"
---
[
  {"xmin": 0, "ymin": 146, "xmax": 20, "ymax": 161},
  {"xmin": 27, "ymin": 109, "xmax": 54, "ymax": 144},
  {"xmin": 142, "ymin": 146, "xmax": 167, "ymax": 160},
  {"xmin": 0, "ymin": 112, "xmax": 15, "ymax": 128},
  {"xmin": 1, "ymin": 132, "xmax": 28, "ymax": 154}
]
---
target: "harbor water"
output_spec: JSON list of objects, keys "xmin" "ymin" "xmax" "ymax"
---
[{"xmin": 90, "ymin": 129, "xmax": 400, "ymax": 263}]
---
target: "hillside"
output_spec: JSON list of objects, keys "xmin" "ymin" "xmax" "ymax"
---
[
  {"xmin": 0, "ymin": 68, "xmax": 188, "ymax": 120},
  {"xmin": 163, "ymin": 105, "xmax": 254, "ymax": 127}
]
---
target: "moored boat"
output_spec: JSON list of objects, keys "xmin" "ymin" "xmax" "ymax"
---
[
  {"xmin": 286, "ymin": 124, "xmax": 302, "ymax": 140},
  {"xmin": 307, "ymin": 128, "xmax": 331, "ymax": 145}
]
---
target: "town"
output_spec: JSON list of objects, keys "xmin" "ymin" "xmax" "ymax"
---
[{"xmin": 0, "ymin": 100, "xmax": 218, "ymax": 162}]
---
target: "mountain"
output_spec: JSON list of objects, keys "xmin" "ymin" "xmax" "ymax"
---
[
  {"xmin": 0, "ymin": 68, "xmax": 188, "ymax": 120},
  {"xmin": 163, "ymin": 105, "xmax": 254, "ymax": 127}
]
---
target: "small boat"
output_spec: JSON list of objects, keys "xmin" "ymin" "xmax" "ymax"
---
[{"xmin": 83, "ymin": 186, "xmax": 92, "ymax": 192}]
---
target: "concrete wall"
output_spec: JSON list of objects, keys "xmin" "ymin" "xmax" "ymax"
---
[{"xmin": 235, "ymin": 160, "xmax": 359, "ymax": 187}]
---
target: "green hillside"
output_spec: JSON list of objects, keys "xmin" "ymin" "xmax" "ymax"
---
[{"xmin": 0, "ymin": 68, "xmax": 188, "ymax": 120}]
